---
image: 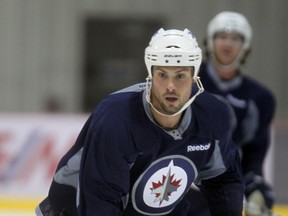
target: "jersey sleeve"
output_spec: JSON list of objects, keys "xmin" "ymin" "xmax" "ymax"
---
[
  {"xmin": 77, "ymin": 100, "xmax": 136, "ymax": 216},
  {"xmin": 196, "ymin": 100, "xmax": 244, "ymax": 215},
  {"xmin": 241, "ymin": 88, "xmax": 276, "ymax": 176},
  {"xmin": 200, "ymin": 163, "xmax": 244, "ymax": 215}
]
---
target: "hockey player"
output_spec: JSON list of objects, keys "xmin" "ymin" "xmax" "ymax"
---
[
  {"xmin": 36, "ymin": 28, "xmax": 244, "ymax": 216},
  {"xmin": 198, "ymin": 11, "xmax": 276, "ymax": 216}
]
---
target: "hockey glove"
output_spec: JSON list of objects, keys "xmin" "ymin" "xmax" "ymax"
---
[{"xmin": 244, "ymin": 172, "xmax": 275, "ymax": 216}]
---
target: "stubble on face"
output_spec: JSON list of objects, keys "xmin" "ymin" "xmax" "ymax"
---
[
  {"xmin": 151, "ymin": 89, "xmax": 184, "ymax": 115},
  {"xmin": 150, "ymin": 66, "xmax": 193, "ymax": 115}
]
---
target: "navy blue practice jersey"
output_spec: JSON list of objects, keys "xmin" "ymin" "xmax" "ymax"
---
[
  {"xmin": 198, "ymin": 62, "xmax": 276, "ymax": 176},
  {"xmin": 36, "ymin": 83, "xmax": 243, "ymax": 216}
]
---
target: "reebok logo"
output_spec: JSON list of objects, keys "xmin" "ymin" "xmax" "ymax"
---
[{"xmin": 187, "ymin": 143, "xmax": 211, "ymax": 152}]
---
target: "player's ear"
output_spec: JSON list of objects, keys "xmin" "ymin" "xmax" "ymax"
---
[
  {"xmin": 240, "ymin": 48, "xmax": 251, "ymax": 65},
  {"xmin": 203, "ymin": 37, "xmax": 209, "ymax": 61},
  {"xmin": 151, "ymin": 66, "xmax": 154, "ymax": 76},
  {"xmin": 191, "ymin": 66, "xmax": 195, "ymax": 77}
]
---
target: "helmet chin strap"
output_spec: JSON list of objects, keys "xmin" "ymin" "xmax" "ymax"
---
[{"xmin": 145, "ymin": 76, "xmax": 204, "ymax": 117}]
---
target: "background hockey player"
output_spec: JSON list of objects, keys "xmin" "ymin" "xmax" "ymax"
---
[{"xmin": 198, "ymin": 11, "xmax": 276, "ymax": 216}]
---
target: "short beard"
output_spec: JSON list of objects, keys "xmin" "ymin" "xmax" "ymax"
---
[{"xmin": 158, "ymin": 97, "xmax": 183, "ymax": 115}]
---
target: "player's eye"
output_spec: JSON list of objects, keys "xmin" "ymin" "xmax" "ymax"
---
[
  {"xmin": 158, "ymin": 72, "xmax": 167, "ymax": 78},
  {"xmin": 176, "ymin": 74, "xmax": 186, "ymax": 79}
]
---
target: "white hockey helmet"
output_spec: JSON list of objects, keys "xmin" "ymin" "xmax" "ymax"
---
[
  {"xmin": 144, "ymin": 28, "xmax": 204, "ymax": 117},
  {"xmin": 207, "ymin": 11, "xmax": 252, "ymax": 52},
  {"xmin": 145, "ymin": 28, "xmax": 202, "ymax": 79}
]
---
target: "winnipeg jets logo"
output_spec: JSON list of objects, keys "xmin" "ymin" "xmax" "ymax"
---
[
  {"xmin": 150, "ymin": 162, "xmax": 182, "ymax": 205},
  {"xmin": 132, "ymin": 155, "xmax": 197, "ymax": 215}
]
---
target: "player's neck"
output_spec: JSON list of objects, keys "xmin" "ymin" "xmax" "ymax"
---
[
  {"xmin": 214, "ymin": 62, "xmax": 238, "ymax": 80},
  {"xmin": 151, "ymin": 109, "xmax": 182, "ymax": 129}
]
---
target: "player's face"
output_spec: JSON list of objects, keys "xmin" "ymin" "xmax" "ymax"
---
[
  {"xmin": 151, "ymin": 66, "xmax": 193, "ymax": 115},
  {"xmin": 213, "ymin": 32, "xmax": 244, "ymax": 65}
]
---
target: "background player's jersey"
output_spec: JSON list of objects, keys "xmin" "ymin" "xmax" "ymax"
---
[
  {"xmin": 199, "ymin": 62, "xmax": 276, "ymax": 177},
  {"xmin": 38, "ymin": 83, "xmax": 243, "ymax": 216}
]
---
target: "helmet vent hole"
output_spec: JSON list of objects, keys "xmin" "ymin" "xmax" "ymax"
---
[{"xmin": 166, "ymin": 45, "xmax": 180, "ymax": 48}]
